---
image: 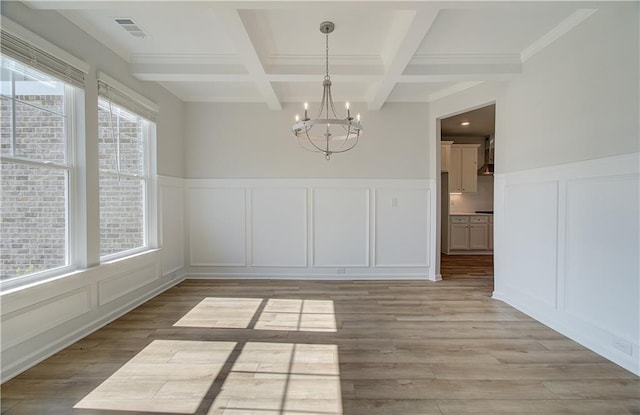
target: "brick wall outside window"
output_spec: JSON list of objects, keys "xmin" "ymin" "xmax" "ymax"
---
[{"xmin": 1, "ymin": 95, "xmax": 147, "ymax": 279}]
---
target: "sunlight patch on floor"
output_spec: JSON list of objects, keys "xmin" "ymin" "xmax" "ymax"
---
[
  {"xmin": 255, "ymin": 299, "xmax": 337, "ymax": 332},
  {"xmin": 74, "ymin": 340, "xmax": 236, "ymax": 414},
  {"xmin": 173, "ymin": 297, "xmax": 263, "ymax": 328},
  {"xmin": 209, "ymin": 342, "xmax": 342, "ymax": 415}
]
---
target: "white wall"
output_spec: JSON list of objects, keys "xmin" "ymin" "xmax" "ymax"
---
[
  {"xmin": 493, "ymin": 4, "xmax": 639, "ymax": 375},
  {"xmin": 430, "ymin": 4, "xmax": 639, "ymax": 374},
  {"xmin": 498, "ymin": 4, "xmax": 639, "ymax": 173},
  {"xmin": 185, "ymin": 102, "xmax": 429, "ymax": 179},
  {"xmin": 0, "ymin": 5, "xmax": 188, "ymax": 381},
  {"xmin": 1, "ymin": 2, "xmax": 186, "ymax": 178},
  {"xmin": 184, "ymin": 101, "xmax": 436, "ymax": 279},
  {"xmin": 186, "ymin": 178, "xmax": 434, "ymax": 280}
]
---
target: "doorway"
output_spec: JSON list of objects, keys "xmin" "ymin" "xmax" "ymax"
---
[{"xmin": 438, "ymin": 104, "xmax": 495, "ymax": 279}]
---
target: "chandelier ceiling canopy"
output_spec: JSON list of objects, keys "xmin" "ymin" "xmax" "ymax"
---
[{"xmin": 291, "ymin": 21, "xmax": 363, "ymax": 160}]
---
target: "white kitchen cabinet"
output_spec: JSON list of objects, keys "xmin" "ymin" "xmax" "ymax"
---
[
  {"xmin": 447, "ymin": 215, "xmax": 492, "ymax": 253},
  {"xmin": 441, "ymin": 141, "xmax": 454, "ymax": 172},
  {"xmin": 450, "ymin": 221, "xmax": 470, "ymax": 250},
  {"xmin": 449, "ymin": 144, "xmax": 480, "ymax": 193},
  {"xmin": 469, "ymin": 225, "xmax": 489, "ymax": 250}
]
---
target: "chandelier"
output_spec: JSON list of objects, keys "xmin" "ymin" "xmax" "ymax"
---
[{"xmin": 291, "ymin": 21, "xmax": 363, "ymax": 160}]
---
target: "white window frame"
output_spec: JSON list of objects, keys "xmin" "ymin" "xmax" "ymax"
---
[
  {"xmin": 97, "ymin": 98, "xmax": 156, "ymax": 263},
  {"xmin": 0, "ymin": 63, "xmax": 80, "ymax": 289}
]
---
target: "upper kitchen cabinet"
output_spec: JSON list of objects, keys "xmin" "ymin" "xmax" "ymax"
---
[
  {"xmin": 440, "ymin": 141, "xmax": 453, "ymax": 171},
  {"xmin": 441, "ymin": 141, "xmax": 454, "ymax": 172},
  {"xmin": 449, "ymin": 144, "xmax": 480, "ymax": 193}
]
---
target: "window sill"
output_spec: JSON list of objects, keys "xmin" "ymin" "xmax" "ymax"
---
[{"xmin": 1, "ymin": 248, "xmax": 161, "ymax": 297}]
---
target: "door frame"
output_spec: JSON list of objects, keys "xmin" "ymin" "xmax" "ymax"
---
[{"xmin": 432, "ymin": 98, "xmax": 498, "ymax": 280}]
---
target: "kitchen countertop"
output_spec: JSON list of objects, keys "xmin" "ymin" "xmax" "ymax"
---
[{"xmin": 450, "ymin": 212, "xmax": 494, "ymax": 216}]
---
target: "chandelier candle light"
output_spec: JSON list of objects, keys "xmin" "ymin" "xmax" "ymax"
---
[{"xmin": 291, "ymin": 21, "xmax": 363, "ymax": 160}]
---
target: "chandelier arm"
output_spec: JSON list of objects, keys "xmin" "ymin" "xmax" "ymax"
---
[
  {"xmin": 327, "ymin": 83, "xmax": 340, "ymax": 119},
  {"xmin": 302, "ymin": 130, "xmax": 331, "ymax": 154},
  {"xmin": 296, "ymin": 136, "xmax": 323, "ymax": 153},
  {"xmin": 329, "ymin": 132, "xmax": 360, "ymax": 154},
  {"xmin": 316, "ymin": 88, "xmax": 326, "ymax": 118},
  {"xmin": 331, "ymin": 125, "xmax": 353, "ymax": 152}
]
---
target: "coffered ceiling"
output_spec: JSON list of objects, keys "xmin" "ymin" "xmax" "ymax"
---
[{"xmin": 24, "ymin": 1, "xmax": 599, "ymax": 110}]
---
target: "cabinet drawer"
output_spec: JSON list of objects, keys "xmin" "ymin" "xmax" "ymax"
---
[
  {"xmin": 451, "ymin": 216, "xmax": 469, "ymax": 223},
  {"xmin": 470, "ymin": 216, "xmax": 488, "ymax": 223}
]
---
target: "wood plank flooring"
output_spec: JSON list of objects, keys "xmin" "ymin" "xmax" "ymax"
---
[
  {"xmin": 2, "ymin": 277, "xmax": 638, "ymax": 414},
  {"xmin": 440, "ymin": 254, "xmax": 494, "ymax": 279}
]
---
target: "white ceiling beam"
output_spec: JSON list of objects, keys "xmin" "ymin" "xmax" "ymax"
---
[
  {"xmin": 266, "ymin": 74, "xmax": 383, "ymax": 83},
  {"xmin": 398, "ymin": 74, "xmax": 519, "ymax": 83},
  {"xmin": 131, "ymin": 63, "xmax": 250, "ymax": 82},
  {"xmin": 521, "ymin": 9, "xmax": 597, "ymax": 62},
  {"xmin": 25, "ymin": 1, "xmax": 567, "ymax": 11},
  {"xmin": 368, "ymin": 9, "xmax": 439, "ymax": 111},
  {"xmin": 216, "ymin": 9, "xmax": 281, "ymax": 110},
  {"xmin": 403, "ymin": 62, "xmax": 522, "ymax": 78}
]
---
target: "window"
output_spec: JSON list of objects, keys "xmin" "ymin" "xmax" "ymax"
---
[
  {"xmin": 98, "ymin": 97, "xmax": 151, "ymax": 259},
  {"xmin": 0, "ymin": 57, "xmax": 76, "ymax": 280}
]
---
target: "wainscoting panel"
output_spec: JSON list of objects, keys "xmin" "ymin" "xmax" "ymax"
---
[
  {"xmin": 375, "ymin": 188, "xmax": 430, "ymax": 267},
  {"xmin": 160, "ymin": 180, "xmax": 185, "ymax": 275},
  {"xmin": 564, "ymin": 174, "xmax": 639, "ymax": 343},
  {"xmin": 2, "ymin": 286, "xmax": 91, "ymax": 349},
  {"xmin": 1, "ymin": 249, "xmax": 183, "ymax": 383},
  {"xmin": 251, "ymin": 188, "xmax": 307, "ymax": 267},
  {"xmin": 2, "ymin": 175, "xmax": 187, "ymax": 382},
  {"xmin": 98, "ymin": 262, "xmax": 160, "ymax": 306},
  {"xmin": 503, "ymin": 180, "xmax": 558, "ymax": 308},
  {"xmin": 493, "ymin": 153, "xmax": 640, "ymax": 375},
  {"xmin": 185, "ymin": 179, "xmax": 433, "ymax": 279},
  {"xmin": 312, "ymin": 188, "xmax": 370, "ymax": 267},
  {"xmin": 188, "ymin": 187, "xmax": 246, "ymax": 266}
]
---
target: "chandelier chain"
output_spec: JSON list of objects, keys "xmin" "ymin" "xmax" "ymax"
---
[{"xmin": 325, "ymin": 32, "xmax": 329, "ymax": 78}]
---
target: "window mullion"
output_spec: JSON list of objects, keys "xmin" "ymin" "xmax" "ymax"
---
[
  {"xmin": 10, "ymin": 71, "xmax": 16, "ymax": 157},
  {"xmin": 0, "ymin": 155, "xmax": 71, "ymax": 171},
  {"xmin": 12, "ymin": 97, "xmax": 66, "ymax": 117},
  {"xmin": 64, "ymin": 84, "xmax": 75, "ymax": 272},
  {"xmin": 100, "ymin": 170, "xmax": 145, "ymax": 180},
  {"xmin": 98, "ymin": 99, "xmax": 149, "ymax": 260}
]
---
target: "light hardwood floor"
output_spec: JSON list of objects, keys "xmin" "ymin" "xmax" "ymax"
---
[{"xmin": 1, "ymin": 277, "xmax": 638, "ymax": 414}]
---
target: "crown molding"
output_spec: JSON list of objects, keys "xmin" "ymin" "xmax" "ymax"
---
[
  {"xmin": 264, "ymin": 54, "xmax": 383, "ymax": 67},
  {"xmin": 130, "ymin": 53, "xmax": 242, "ymax": 65},
  {"xmin": 410, "ymin": 54, "xmax": 522, "ymax": 66},
  {"xmin": 427, "ymin": 81, "xmax": 484, "ymax": 103},
  {"xmin": 521, "ymin": 9, "xmax": 597, "ymax": 63}
]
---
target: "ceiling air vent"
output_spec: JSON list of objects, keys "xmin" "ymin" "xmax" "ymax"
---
[{"xmin": 114, "ymin": 18, "xmax": 149, "ymax": 39}]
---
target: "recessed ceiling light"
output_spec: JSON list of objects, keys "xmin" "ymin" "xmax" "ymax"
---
[{"xmin": 461, "ymin": 121, "xmax": 470, "ymax": 126}]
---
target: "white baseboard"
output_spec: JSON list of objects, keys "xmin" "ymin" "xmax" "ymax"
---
[
  {"xmin": 1, "ymin": 274, "xmax": 185, "ymax": 383},
  {"xmin": 493, "ymin": 291, "xmax": 639, "ymax": 376},
  {"xmin": 186, "ymin": 272, "xmax": 433, "ymax": 281}
]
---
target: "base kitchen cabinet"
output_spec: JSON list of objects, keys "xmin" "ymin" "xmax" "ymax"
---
[
  {"xmin": 469, "ymin": 218, "xmax": 490, "ymax": 250},
  {"xmin": 450, "ymin": 217, "xmax": 471, "ymax": 250},
  {"xmin": 446, "ymin": 214, "xmax": 493, "ymax": 254}
]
